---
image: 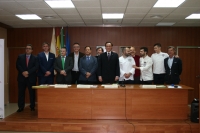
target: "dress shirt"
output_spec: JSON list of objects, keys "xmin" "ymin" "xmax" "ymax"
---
[
  {"xmin": 44, "ymin": 52, "xmax": 49, "ymax": 61},
  {"xmin": 119, "ymin": 56, "xmax": 135, "ymax": 81},
  {"xmin": 168, "ymin": 56, "xmax": 174, "ymax": 69},
  {"xmin": 61, "ymin": 56, "xmax": 66, "ymax": 62},
  {"xmin": 86, "ymin": 55, "xmax": 91, "ymax": 60},
  {"xmin": 72, "ymin": 52, "xmax": 79, "ymax": 71},
  {"xmin": 151, "ymin": 52, "xmax": 168, "ymax": 74},
  {"xmin": 139, "ymin": 55, "xmax": 153, "ymax": 81}
]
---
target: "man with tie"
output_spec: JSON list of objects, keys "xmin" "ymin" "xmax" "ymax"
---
[
  {"xmin": 79, "ymin": 46, "xmax": 98, "ymax": 84},
  {"xmin": 98, "ymin": 42, "xmax": 120, "ymax": 84},
  {"xmin": 54, "ymin": 47, "xmax": 73, "ymax": 84},
  {"xmin": 37, "ymin": 42, "xmax": 55, "ymax": 85},
  {"xmin": 164, "ymin": 46, "xmax": 182, "ymax": 84},
  {"xmin": 68, "ymin": 43, "xmax": 84, "ymax": 84},
  {"xmin": 16, "ymin": 44, "xmax": 39, "ymax": 112}
]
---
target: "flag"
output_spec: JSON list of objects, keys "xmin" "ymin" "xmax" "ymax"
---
[
  {"xmin": 66, "ymin": 27, "xmax": 70, "ymax": 56},
  {"xmin": 56, "ymin": 27, "xmax": 61, "ymax": 56},
  {"xmin": 60, "ymin": 27, "xmax": 64, "ymax": 48},
  {"xmin": 50, "ymin": 28, "xmax": 56, "ymax": 56}
]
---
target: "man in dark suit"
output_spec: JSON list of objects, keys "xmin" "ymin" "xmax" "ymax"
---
[
  {"xmin": 164, "ymin": 46, "xmax": 182, "ymax": 84},
  {"xmin": 79, "ymin": 46, "xmax": 98, "ymax": 84},
  {"xmin": 98, "ymin": 42, "xmax": 120, "ymax": 84},
  {"xmin": 16, "ymin": 44, "xmax": 39, "ymax": 112},
  {"xmin": 54, "ymin": 47, "xmax": 73, "ymax": 84},
  {"xmin": 68, "ymin": 43, "xmax": 84, "ymax": 84},
  {"xmin": 37, "ymin": 42, "xmax": 55, "ymax": 85}
]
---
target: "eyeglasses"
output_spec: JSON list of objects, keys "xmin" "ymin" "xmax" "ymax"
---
[{"xmin": 26, "ymin": 48, "xmax": 32, "ymax": 50}]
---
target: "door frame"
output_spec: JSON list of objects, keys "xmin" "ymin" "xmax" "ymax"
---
[{"xmin": 177, "ymin": 46, "xmax": 200, "ymax": 55}]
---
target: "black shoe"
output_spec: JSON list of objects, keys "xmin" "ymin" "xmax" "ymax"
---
[
  {"xmin": 17, "ymin": 108, "xmax": 24, "ymax": 112},
  {"xmin": 31, "ymin": 108, "xmax": 35, "ymax": 111}
]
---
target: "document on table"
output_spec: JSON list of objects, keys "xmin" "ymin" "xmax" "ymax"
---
[{"xmin": 167, "ymin": 85, "xmax": 182, "ymax": 88}]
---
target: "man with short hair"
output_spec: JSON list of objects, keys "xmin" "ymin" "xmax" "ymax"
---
[
  {"xmin": 37, "ymin": 42, "xmax": 55, "ymax": 84},
  {"xmin": 130, "ymin": 46, "xmax": 140, "ymax": 84},
  {"xmin": 164, "ymin": 46, "xmax": 182, "ymax": 84},
  {"xmin": 16, "ymin": 44, "xmax": 38, "ymax": 112},
  {"xmin": 151, "ymin": 43, "xmax": 168, "ymax": 84},
  {"xmin": 54, "ymin": 47, "xmax": 73, "ymax": 84},
  {"xmin": 133, "ymin": 47, "xmax": 153, "ymax": 84},
  {"xmin": 79, "ymin": 46, "xmax": 98, "ymax": 84},
  {"xmin": 119, "ymin": 47, "xmax": 135, "ymax": 84},
  {"xmin": 98, "ymin": 42, "xmax": 120, "ymax": 84},
  {"xmin": 68, "ymin": 43, "xmax": 84, "ymax": 84}
]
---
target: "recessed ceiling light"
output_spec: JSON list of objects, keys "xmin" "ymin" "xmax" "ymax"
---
[
  {"xmin": 153, "ymin": 0, "xmax": 185, "ymax": 8},
  {"xmin": 150, "ymin": 15, "xmax": 162, "ymax": 19},
  {"xmin": 16, "ymin": 14, "xmax": 41, "ymax": 20},
  {"xmin": 102, "ymin": 13, "xmax": 124, "ymax": 19},
  {"xmin": 186, "ymin": 14, "xmax": 200, "ymax": 19},
  {"xmin": 45, "ymin": 0, "xmax": 75, "ymax": 8},
  {"xmin": 156, "ymin": 22, "xmax": 175, "ymax": 26}
]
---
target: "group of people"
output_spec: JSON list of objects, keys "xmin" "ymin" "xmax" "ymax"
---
[{"xmin": 16, "ymin": 42, "xmax": 182, "ymax": 112}]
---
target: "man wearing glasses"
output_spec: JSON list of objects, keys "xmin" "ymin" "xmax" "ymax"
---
[
  {"xmin": 16, "ymin": 44, "xmax": 38, "ymax": 112},
  {"xmin": 68, "ymin": 43, "xmax": 84, "ymax": 84}
]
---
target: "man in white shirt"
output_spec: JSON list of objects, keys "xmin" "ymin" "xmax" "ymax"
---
[
  {"xmin": 133, "ymin": 47, "xmax": 153, "ymax": 84},
  {"xmin": 119, "ymin": 47, "xmax": 135, "ymax": 84},
  {"xmin": 68, "ymin": 43, "xmax": 84, "ymax": 84},
  {"xmin": 151, "ymin": 43, "xmax": 168, "ymax": 84}
]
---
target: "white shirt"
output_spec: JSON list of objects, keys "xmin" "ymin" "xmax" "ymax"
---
[
  {"xmin": 44, "ymin": 52, "xmax": 49, "ymax": 61},
  {"xmin": 72, "ymin": 52, "xmax": 79, "ymax": 71},
  {"xmin": 168, "ymin": 56, "xmax": 174, "ymax": 69},
  {"xmin": 61, "ymin": 56, "xmax": 66, "ymax": 62},
  {"xmin": 119, "ymin": 56, "xmax": 135, "ymax": 81},
  {"xmin": 139, "ymin": 55, "xmax": 153, "ymax": 81},
  {"xmin": 151, "ymin": 52, "xmax": 168, "ymax": 74}
]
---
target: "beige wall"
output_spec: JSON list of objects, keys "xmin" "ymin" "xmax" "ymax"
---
[{"xmin": 0, "ymin": 27, "xmax": 8, "ymax": 105}]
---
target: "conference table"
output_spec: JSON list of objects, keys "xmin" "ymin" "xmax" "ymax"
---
[{"xmin": 33, "ymin": 84, "xmax": 193, "ymax": 120}]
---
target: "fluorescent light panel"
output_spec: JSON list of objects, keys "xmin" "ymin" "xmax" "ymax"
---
[
  {"xmin": 102, "ymin": 13, "xmax": 124, "ymax": 19},
  {"xmin": 153, "ymin": 0, "xmax": 185, "ymax": 7},
  {"xmin": 16, "ymin": 14, "xmax": 41, "ymax": 20},
  {"xmin": 186, "ymin": 14, "xmax": 200, "ymax": 19},
  {"xmin": 45, "ymin": 0, "xmax": 75, "ymax": 8},
  {"xmin": 156, "ymin": 22, "xmax": 175, "ymax": 26}
]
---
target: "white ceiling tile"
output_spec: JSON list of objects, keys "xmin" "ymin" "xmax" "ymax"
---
[
  {"xmin": 17, "ymin": 1, "xmax": 49, "ymax": 8},
  {"xmin": 73, "ymin": 1, "xmax": 100, "ymax": 7},
  {"xmin": 172, "ymin": 7, "xmax": 200, "ymax": 14},
  {"xmin": 101, "ymin": 0, "xmax": 129, "ymax": 7},
  {"xmin": 25, "ymin": 20, "xmax": 49, "ymax": 24},
  {"xmin": 161, "ymin": 18, "xmax": 183, "ymax": 22},
  {"xmin": 145, "ymin": 13, "xmax": 169, "ymax": 19},
  {"xmin": 178, "ymin": 19, "xmax": 200, "ymax": 23},
  {"xmin": 8, "ymin": 9, "xmax": 33, "ymax": 14},
  {"xmin": 149, "ymin": 8, "xmax": 175, "ymax": 14},
  {"xmin": 31, "ymin": 24, "xmax": 52, "ymax": 27},
  {"xmin": 53, "ymin": 9, "xmax": 79, "ymax": 15},
  {"xmin": 29, "ymin": 9, "xmax": 56, "ymax": 15},
  {"xmin": 45, "ymin": 19, "xmax": 67, "ymax": 25},
  {"xmin": 0, "ymin": 10, "xmax": 13, "ymax": 15},
  {"xmin": 102, "ymin": 8, "xmax": 125, "ymax": 13},
  {"xmin": 59, "ymin": 14, "xmax": 82, "ymax": 19},
  {"xmin": 128, "ymin": 0, "xmax": 157, "ymax": 7},
  {"xmin": 126, "ymin": 7, "xmax": 151, "ymax": 14},
  {"xmin": 63, "ymin": 18, "xmax": 83, "ymax": 22},
  {"xmin": 121, "ymin": 23, "xmax": 139, "ymax": 26},
  {"xmin": 0, "ymin": 16, "xmax": 21, "ymax": 21},
  {"xmin": 124, "ymin": 13, "xmax": 146, "ymax": 19},
  {"xmin": 0, "ymin": 1, "xmax": 25, "ymax": 10},
  {"xmin": 141, "ymin": 18, "xmax": 162, "ymax": 23},
  {"xmin": 165, "ymin": 14, "xmax": 189, "ymax": 19},
  {"xmin": 122, "ymin": 18, "xmax": 142, "ymax": 23},
  {"xmin": 77, "ymin": 8, "xmax": 101, "ymax": 14},
  {"xmin": 103, "ymin": 19, "xmax": 122, "ymax": 24},
  {"xmin": 139, "ymin": 22, "xmax": 156, "ymax": 26},
  {"xmin": 81, "ymin": 14, "xmax": 102, "ymax": 19},
  {"xmin": 83, "ymin": 19, "xmax": 102, "ymax": 22}
]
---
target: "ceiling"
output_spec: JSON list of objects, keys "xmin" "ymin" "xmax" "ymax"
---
[{"xmin": 0, "ymin": 0, "xmax": 200, "ymax": 28}]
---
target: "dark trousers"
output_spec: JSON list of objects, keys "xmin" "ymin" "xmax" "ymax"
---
[
  {"xmin": 18, "ymin": 79, "xmax": 35, "ymax": 109},
  {"xmin": 79, "ymin": 80, "xmax": 97, "ymax": 84},
  {"xmin": 38, "ymin": 76, "xmax": 54, "ymax": 85},
  {"xmin": 102, "ymin": 79, "xmax": 116, "ymax": 84},
  {"xmin": 119, "ymin": 80, "xmax": 134, "ymax": 84},
  {"xmin": 153, "ymin": 74, "xmax": 165, "ymax": 84},
  {"xmin": 133, "ymin": 76, "xmax": 140, "ymax": 84},
  {"xmin": 140, "ymin": 80, "xmax": 153, "ymax": 84},
  {"xmin": 165, "ymin": 75, "xmax": 180, "ymax": 84},
  {"xmin": 71, "ymin": 71, "xmax": 80, "ymax": 84}
]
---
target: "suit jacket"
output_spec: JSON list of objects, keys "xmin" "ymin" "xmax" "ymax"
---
[
  {"xmin": 54, "ymin": 56, "xmax": 73, "ymax": 83},
  {"xmin": 79, "ymin": 56, "xmax": 98, "ymax": 81},
  {"xmin": 68, "ymin": 52, "xmax": 84, "ymax": 70},
  {"xmin": 37, "ymin": 52, "xmax": 55, "ymax": 77},
  {"xmin": 98, "ymin": 52, "xmax": 120, "ymax": 81},
  {"xmin": 16, "ymin": 54, "xmax": 39, "ymax": 83},
  {"xmin": 164, "ymin": 57, "xmax": 182, "ymax": 83}
]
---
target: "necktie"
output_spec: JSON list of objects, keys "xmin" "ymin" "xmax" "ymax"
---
[
  {"xmin": 108, "ymin": 53, "xmax": 110, "ymax": 60},
  {"xmin": 86, "ymin": 56, "xmax": 90, "ymax": 61},
  {"xmin": 26, "ymin": 55, "xmax": 29, "ymax": 67},
  {"xmin": 61, "ymin": 56, "xmax": 65, "ymax": 69}
]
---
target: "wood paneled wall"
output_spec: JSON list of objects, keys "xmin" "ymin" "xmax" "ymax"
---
[{"xmin": 8, "ymin": 27, "xmax": 200, "ymax": 103}]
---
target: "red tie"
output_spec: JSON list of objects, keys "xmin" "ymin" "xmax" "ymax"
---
[{"xmin": 26, "ymin": 56, "xmax": 29, "ymax": 67}]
